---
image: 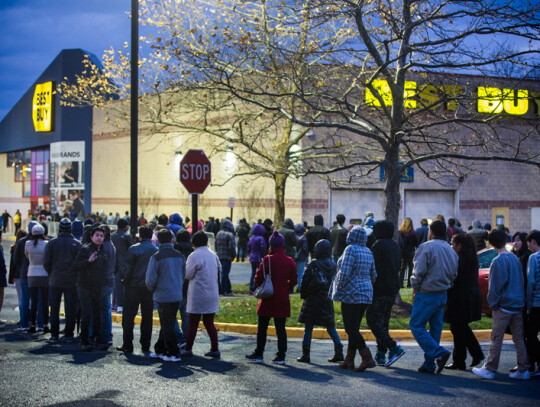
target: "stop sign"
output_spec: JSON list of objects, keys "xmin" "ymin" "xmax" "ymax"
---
[{"xmin": 179, "ymin": 149, "xmax": 211, "ymax": 194}]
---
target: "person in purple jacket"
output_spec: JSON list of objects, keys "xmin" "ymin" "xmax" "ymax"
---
[{"xmin": 247, "ymin": 224, "xmax": 267, "ymax": 295}]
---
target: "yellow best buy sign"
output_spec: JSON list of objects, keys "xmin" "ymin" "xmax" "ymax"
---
[{"xmin": 33, "ymin": 82, "xmax": 54, "ymax": 132}]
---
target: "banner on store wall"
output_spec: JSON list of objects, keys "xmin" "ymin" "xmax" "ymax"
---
[{"xmin": 49, "ymin": 141, "xmax": 86, "ymax": 220}]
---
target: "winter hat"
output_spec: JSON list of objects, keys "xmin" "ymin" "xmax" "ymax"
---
[
  {"xmin": 59, "ymin": 218, "xmax": 72, "ymax": 233},
  {"xmin": 84, "ymin": 218, "xmax": 94, "ymax": 226},
  {"xmin": 347, "ymin": 226, "xmax": 368, "ymax": 246},
  {"xmin": 117, "ymin": 219, "xmax": 129, "ymax": 229},
  {"xmin": 269, "ymin": 231, "xmax": 285, "ymax": 248},
  {"xmin": 72, "ymin": 220, "xmax": 84, "ymax": 239},
  {"xmin": 192, "ymin": 231, "xmax": 208, "ymax": 247},
  {"xmin": 32, "ymin": 224, "xmax": 45, "ymax": 236},
  {"xmin": 27, "ymin": 221, "xmax": 38, "ymax": 234}
]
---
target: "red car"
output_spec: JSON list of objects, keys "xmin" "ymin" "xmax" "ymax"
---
[{"xmin": 478, "ymin": 243, "xmax": 514, "ymax": 315}]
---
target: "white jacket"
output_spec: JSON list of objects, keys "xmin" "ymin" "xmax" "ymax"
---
[
  {"xmin": 185, "ymin": 246, "xmax": 221, "ymax": 314},
  {"xmin": 25, "ymin": 240, "xmax": 49, "ymax": 278}
]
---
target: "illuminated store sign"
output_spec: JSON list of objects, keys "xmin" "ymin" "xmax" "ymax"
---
[
  {"xmin": 365, "ymin": 79, "xmax": 539, "ymax": 116},
  {"xmin": 33, "ymin": 82, "xmax": 54, "ymax": 132}
]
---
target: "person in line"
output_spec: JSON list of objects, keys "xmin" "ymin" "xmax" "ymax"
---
[
  {"xmin": 294, "ymin": 223, "xmax": 308, "ymax": 292},
  {"xmin": 277, "ymin": 218, "xmax": 298, "ymax": 261},
  {"xmin": 215, "ymin": 219, "xmax": 236, "ymax": 296},
  {"xmin": 247, "ymin": 223, "xmax": 267, "ymax": 295},
  {"xmin": 110, "ymin": 218, "xmax": 133, "ymax": 312},
  {"xmin": 472, "ymin": 229, "xmax": 530, "ymax": 379},
  {"xmin": 330, "ymin": 226, "xmax": 377, "ymax": 372},
  {"xmin": 330, "ymin": 214, "xmax": 348, "ymax": 263},
  {"xmin": 181, "ymin": 231, "xmax": 221, "ymax": 358},
  {"xmin": 444, "ymin": 233, "xmax": 484, "ymax": 370},
  {"xmin": 117, "ymin": 226, "xmax": 158, "ymax": 354},
  {"xmin": 306, "ymin": 215, "xmax": 331, "ymax": 259},
  {"xmin": 14, "ymin": 210, "xmax": 22, "ymax": 234},
  {"xmin": 74, "ymin": 226, "xmax": 110, "ymax": 351},
  {"xmin": 410, "ymin": 220, "xmax": 458, "ymax": 374},
  {"xmin": 262, "ymin": 218, "xmax": 274, "ymax": 249},
  {"xmin": 145, "ymin": 229, "xmax": 185, "ymax": 362},
  {"xmin": 366, "ymin": 220, "xmax": 405, "ymax": 367},
  {"xmin": 25, "ymin": 224, "xmax": 49, "ymax": 334},
  {"xmin": 100, "ymin": 225, "xmax": 116, "ymax": 346},
  {"xmin": 43, "ymin": 219, "xmax": 82, "ymax": 343},
  {"xmin": 526, "ymin": 230, "xmax": 540, "ymax": 376},
  {"xmin": 2, "ymin": 210, "xmax": 12, "ymax": 233},
  {"xmin": 8, "ymin": 229, "xmax": 28, "ymax": 327},
  {"xmin": 235, "ymin": 219, "xmax": 249, "ymax": 262},
  {"xmin": 468, "ymin": 219, "xmax": 487, "ymax": 250},
  {"xmin": 246, "ymin": 231, "xmax": 297, "ymax": 365},
  {"xmin": 174, "ymin": 229, "xmax": 194, "ymax": 343},
  {"xmin": 415, "ymin": 219, "xmax": 429, "ymax": 246},
  {"xmin": 398, "ymin": 217, "xmax": 418, "ymax": 288},
  {"xmin": 0, "ymin": 231, "xmax": 7, "ymax": 323},
  {"xmin": 297, "ymin": 239, "xmax": 343, "ymax": 364}
]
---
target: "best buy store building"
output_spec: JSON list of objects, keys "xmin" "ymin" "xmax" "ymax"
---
[{"xmin": 1, "ymin": 49, "xmax": 540, "ymax": 232}]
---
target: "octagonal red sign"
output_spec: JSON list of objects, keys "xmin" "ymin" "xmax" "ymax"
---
[{"xmin": 179, "ymin": 149, "xmax": 211, "ymax": 194}]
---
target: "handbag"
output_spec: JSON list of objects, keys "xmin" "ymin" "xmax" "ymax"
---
[{"xmin": 254, "ymin": 257, "xmax": 274, "ymax": 299}]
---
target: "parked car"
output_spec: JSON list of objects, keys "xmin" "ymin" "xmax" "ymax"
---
[{"xmin": 478, "ymin": 243, "xmax": 513, "ymax": 316}]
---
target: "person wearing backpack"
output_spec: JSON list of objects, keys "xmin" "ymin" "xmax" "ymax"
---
[
  {"xmin": 297, "ymin": 239, "xmax": 343, "ymax": 364},
  {"xmin": 247, "ymin": 224, "xmax": 267, "ymax": 295}
]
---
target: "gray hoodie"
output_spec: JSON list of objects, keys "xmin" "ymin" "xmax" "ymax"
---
[
  {"xmin": 488, "ymin": 252, "xmax": 524, "ymax": 312},
  {"xmin": 411, "ymin": 238, "xmax": 458, "ymax": 293}
]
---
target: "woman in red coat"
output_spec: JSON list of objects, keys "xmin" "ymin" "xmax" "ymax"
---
[{"xmin": 246, "ymin": 231, "xmax": 297, "ymax": 365}]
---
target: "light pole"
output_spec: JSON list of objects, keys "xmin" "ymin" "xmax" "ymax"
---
[{"xmin": 130, "ymin": 0, "xmax": 138, "ymax": 236}]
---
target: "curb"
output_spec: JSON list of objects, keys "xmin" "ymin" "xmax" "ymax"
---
[{"xmin": 111, "ymin": 313, "xmax": 505, "ymax": 342}]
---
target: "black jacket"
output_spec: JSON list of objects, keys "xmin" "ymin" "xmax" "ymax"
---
[
  {"xmin": 43, "ymin": 232, "xmax": 82, "ymax": 288},
  {"xmin": 110, "ymin": 229, "xmax": 133, "ymax": 277},
  {"xmin": 298, "ymin": 240, "xmax": 337, "ymax": 326},
  {"xmin": 371, "ymin": 220, "xmax": 401, "ymax": 297},
  {"xmin": 125, "ymin": 239, "xmax": 158, "ymax": 287},
  {"xmin": 306, "ymin": 215, "xmax": 331, "ymax": 257},
  {"xmin": 13, "ymin": 236, "xmax": 31, "ymax": 279},
  {"xmin": 330, "ymin": 224, "xmax": 348, "ymax": 259},
  {"xmin": 74, "ymin": 243, "xmax": 109, "ymax": 289},
  {"xmin": 277, "ymin": 219, "xmax": 298, "ymax": 259}
]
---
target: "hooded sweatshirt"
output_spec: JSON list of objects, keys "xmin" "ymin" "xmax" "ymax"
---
[
  {"xmin": 248, "ymin": 223, "xmax": 267, "ymax": 263},
  {"xmin": 277, "ymin": 218, "xmax": 298, "ymax": 259},
  {"xmin": 468, "ymin": 219, "xmax": 488, "ymax": 250},
  {"xmin": 167, "ymin": 213, "xmax": 184, "ymax": 236},
  {"xmin": 371, "ymin": 220, "xmax": 401, "ymax": 297},
  {"xmin": 215, "ymin": 219, "xmax": 236, "ymax": 260},
  {"xmin": 306, "ymin": 215, "xmax": 331, "ymax": 257}
]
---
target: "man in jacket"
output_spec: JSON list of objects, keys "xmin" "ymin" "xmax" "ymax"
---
[
  {"xmin": 410, "ymin": 220, "xmax": 458, "ymax": 374},
  {"xmin": 146, "ymin": 229, "xmax": 185, "ymax": 362},
  {"xmin": 473, "ymin": 229, "xmax": 530, "ymax": 380},
  {"xmin": 468, "ymin": 219, "xmax": 488, "ymax": 250},
  {"xmin": 101, "ymin": 225, "xmax": 116, "ymax": 346},
  {"xmin": 215, "ymin": 219, "xmax": 236, "ymax": 296},
  {"xmin": 110, "ymin": 218, "xmax": 133, "ymax": 312},
  {"xmin": 330, "ymin": 214, "xmax": 348, "ymax": 263},
  {"xmin": 117, "ymin": 226, "xmax": 158, "ymax": 354},
  {"xmin": 277, "ymin": 218, "xmax": 298, "ymax": 260},
  {"xmin": 43, "ymin": 219, "xmax": 82, "ymax": 343},
  {"xmin": 526, "ymin": 230, "xmax": 540, "ymax": 376},
  {"xmin": 166, "ymin": 213, "xmax": 184, "ymax": 237},
  {"xmin": 366, "ymin": 220, "xmax": 405, "ymax": 367},
  {"xmin": 306, "ymin": 215, "xmax": 331, "ymax": 259},
  {"xmin": 415, "ymin": 219, "xmax": 429, "ymax": 246}
]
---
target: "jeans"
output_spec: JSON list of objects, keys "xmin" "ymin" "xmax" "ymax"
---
[
  {"xmin": 249, "ymin": 262, "xmax": 259, "ymax": 293},
  {"xmin": 186, "ymin": 313, "xmax": 219, "ymax": 351},
  {"xmin": 295, "ymin": 261, "xmax": 306, "ymax": 290},
  {"xmin": 341, "ymin": 302, "xmax": 368, "ymax": 352},
  {"xmin": 101, "ymin": 285, "xmax": 114, "ymax": 342},
  {"xmin": 173, "ymin": 296, "xmax": 188, "ymax": 342},
  {"xmin": 527, "ymin": 307, "xmax": 540, "ymax": 369},
  {"xmin": 30, "ymin": 286, "xmax": 49, "ymax": 327},
  {"xmin": 409, "ymin": 291, "xmax": 448, "ymax": 371},
  {"xmin": 155, "ymin": 302, "xmax": 180, "ymax": 357},
  {"xmin": 399, "ymin": 250, "xmax": 415, "ymax": 288},
  {"xmin": 113, "ymin": 273, "xmax": 124, "ymax": 308},
  {"xmin": 255, "ymin": 316, "xmax": 287, "ymax": 358},
  {"xmin": 122, "ymin": 286, "xmax": 154, "ymax": 351},
  {"xmin": 78, "ymin": 286, "xmax": 103, "ymax": 345},
  {"xmin": 366, "ymin": 296, "xmax": 397, "ymax": 352},
  {"xmin": 19, "ymin": 279, "xmax": 42, "ymax": 328},
  {"xmin": 220, "ymin": 259, "xmax": 232, "ymax": 294},
  {"xmin": 49, "ymin": 286, "xmax": 78, "ymax": 338},
  {"xmin": 302, "ymin": 323, "xmax": 341, "ymax": 347}
]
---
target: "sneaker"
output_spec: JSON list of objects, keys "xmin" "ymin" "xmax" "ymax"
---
[
  {"xmin": 46, "ymin": 336, "xmax": 59, "ymax": 344},
  {"xmin": 204, "ymin": 350, "xmax": 221, "ymax": 358},
  {"xmin": 149, "ymin": 352, "xmax": 165, "ymax": 359},
  {"xmin": 418, "ymin": 365, "xmax": 435, "ymax": 374},
  {"xmin": 43, "ymin": 326, "xmax": 50, "ymax": 334},
  {"xmin": 245, "ymin": 353, "xmax": 264, "ymax": 363},
  {"xmin": 180, "ymin": 349, "xmax": 193, "ymax": 357},
  {"xmin": 436, "ymin": 351, "xmax": 451, "ymax": 373},
  {"xmin": 96, "ymin": 343, "xmax": 110, "ymax": 351},
  {"xmin": 509, "ymin": 370, "xmax": 531, "ymax": 380},
  {"xmin": 178, "ymin": 342, "xmax": 187, "ymax": 350},
  {"xmin": 385, "ymin": 346, "xmax": 405, "ymax": 367},
  {"xmin": 80, "ymin": 343, "xmax": 93, "ymax": 352},
  {"xmin": 28, "ymin": 326, "xmax": 37, "ymax": 334},
  {"xmin": 163, "ymin": 354, "xmax": 182, "ymax": 362},
  {"xmin": 15, "ymin": 327, "xmax": 28, "ymax": 332},
  {"xmin": 108, "ymin": 340, "xmax": 113, "ymax": 346},
  {"xmin": 0, "ymin": 319, "xmax": 7, "ymax": 324},
  {"xmin": 61, "ymin": 336, "xmax": 77, "ymax": 343},
  {"xmin": 472, "ymin": 366, "xmax": 495, "ymax": 380},
  {"xmin": 272, "ymin": 355, "xmax": 286, "ymax": 365},
  {"xmin": 374, "ymin": 351, "xmax": 387, "ymax": 366},
  {"xmin": 37, "ymin": 327, "xmax": 44, "ymax": 332},
  {"xmin": 116, "ymin": 345, "xmax": 133, "ymax": 353}
]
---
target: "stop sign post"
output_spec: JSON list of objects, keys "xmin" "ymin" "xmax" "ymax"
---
[{"xmin": 179, "ymin": 149, "xmax": 211, "ymax": 234}]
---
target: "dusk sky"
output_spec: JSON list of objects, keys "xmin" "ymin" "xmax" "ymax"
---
[{"xmin": 0, "ymin": 0, "xmax": 132, "ymax": 120}]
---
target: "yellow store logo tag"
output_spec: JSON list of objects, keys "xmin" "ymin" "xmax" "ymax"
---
[{"xmin": 33, "ymin": 82, "xmax": 54, "ymax": 132}]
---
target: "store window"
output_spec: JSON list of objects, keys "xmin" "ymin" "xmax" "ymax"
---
[{"xmin": 8, "ymin": 148, "xmax": 49, "ymax": 197}]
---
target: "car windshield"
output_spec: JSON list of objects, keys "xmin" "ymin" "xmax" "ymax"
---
[{"xmin": 478, "ymin": 249, "xmax": 498, "ymax": 269}]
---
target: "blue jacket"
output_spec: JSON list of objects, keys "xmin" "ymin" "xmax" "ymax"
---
[
  {"xmin": 488, "ymin": 252, "xmax": 524, "ymax": 312},
  {"xmin": 43, "ymin": 232, "xmax": 82, "ymax": 288},
  {"xmin": 526, "ymin": 252, "xmax": 540, "ymax": 311},
  {"xmin": 166, "ymin": 213, "xmax": 184, "ymax": 237},
  {"xmin": 145, "ymin": 243, "xmax": 185, "ymax": 303},
  {"xmin": 126, "ymin": 239, "xmax": 158, "ymax": 287}
]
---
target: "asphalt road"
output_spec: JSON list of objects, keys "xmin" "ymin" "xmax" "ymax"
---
[{"xmin": 1, "ymin": 238, "xmax": 539, "ymax": 406}]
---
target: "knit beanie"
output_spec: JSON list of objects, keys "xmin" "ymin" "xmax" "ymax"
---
[
  {"xmin": 192, "ymin": 231, "xmax": 208, "ymax": 247},
  {"xmin": 117, "ymin": 219, "xmax": 129, "ymax": 229},
  {"xmin": 269, "ymin": 231, "xmax": 285, "ymax": 248},
  {"xmin": 84, "ymin": 218, "xmax": 94, "ymax": 226},
  {"xmin": 32, "ymin": 224, "xmax": 45, "ymax": 236},
  {"xmin": 59, "ymin": 218, "xmax": 72, "ymax": 233}
]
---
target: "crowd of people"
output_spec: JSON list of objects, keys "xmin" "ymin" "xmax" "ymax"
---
[{"xmin": 0, "ymin": 209, "xmax": 539, "ymax": 381}]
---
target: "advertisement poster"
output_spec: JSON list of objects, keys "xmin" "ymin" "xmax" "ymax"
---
[{"xmin": 49, "ymin": 141, "xmax": 85, "ymax": 220}]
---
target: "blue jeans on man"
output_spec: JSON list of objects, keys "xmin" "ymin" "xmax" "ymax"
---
[
  {"xmin": 101, "ymin": 285, "xmax": 114, "ymax": 343},
  {"xmin": 409, "ymin": 291, "xmax": 448, "ymax": 372},
  {"xmin": 220, "ymin": 259, "xmax": 232, "ymax": 294}
]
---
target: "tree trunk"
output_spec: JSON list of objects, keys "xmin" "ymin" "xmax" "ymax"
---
[
  {"xmin": 273, "ymin": 173, "xmax": 287, "ymax": 227},
  {"xmin": 383, "ymin": 149, "xmax": 402, "ymax": 234}
]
